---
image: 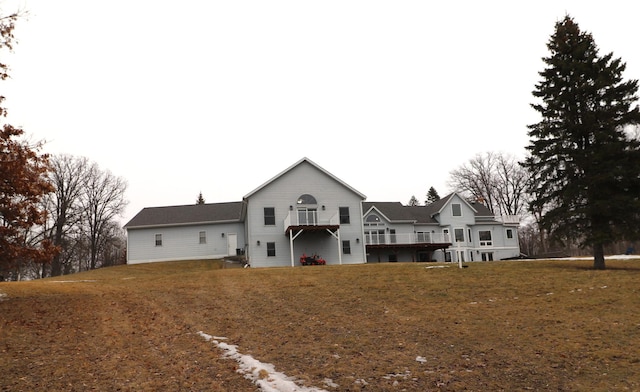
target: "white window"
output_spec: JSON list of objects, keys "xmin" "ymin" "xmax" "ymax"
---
[
  {"xmin": 506, "ymin": 228, "xmax": 514, "ymax": 239},
  {"xmin": 155, "ymin": 234, "xmax": 162, "ymax": 246},
  {"xmin": 342, "ymin": 240, "xmax": 351, "ymax": 254},
  {"xmin": 416, "ymin": 232, "xmax": 430, "ymax": 243},
  {"xmin": 365, "ymin": 214, "xmax": 382, "ymax": 226},
  {"xmin": 297, "ymin": 194, "xmax": 317, "ymax": 205},
  {"xmin": 365, "ymin": 230, "xmax": 385, "ymax": 244},
  {"xmin": 199, "ymin": 231, "xmax": 206, "ymax": 244},
  {"xmin": 267, "ymin": 242, "xmax": 276, "ymax": 257},
  {"xmin": 297, "ymin": 208, "xmax": 317, "ymax": 225},
  {"xmin": 264, "ymin": 207, "xmax": 275, "ymax": 225},
  {"xmin": 454, "ymin": 228, "xmax": 465, "ymax": 242},
  {"xmin": 452, "ymin": 203, "xmax": 462, "ymax": 216},
  {"xmin": 481, "ymin": 252, "xmax": 494, "ymax": 261},
  {"xmin": 479, "ymin": 230, "xmax": 492, "ymax": 246},
  {"xmin": 339, "ymin": 207, "xmax": 350, "ymax": 224}
]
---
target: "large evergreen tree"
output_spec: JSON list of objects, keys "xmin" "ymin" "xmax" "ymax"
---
[
  {"xmin": 523, "ymin": 16, "xmax": 640, "ymax": 269},
  {"xmin": 425, "ymin": 187, "xmax": 440, "ymax": 205}
]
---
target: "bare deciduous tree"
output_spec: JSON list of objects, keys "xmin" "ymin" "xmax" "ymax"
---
[
  {"xmin": 42, "ymin": 154, "xmax": 89, "ymax": 276},
  {"xmin": 81, "ymin": 163, "xmax": 128, "ymax": 271},
  {"xmin": 448, "ymin": 152, "xmax": 529, "ymax": 217},
  {"xmin": 407, "ymin": 195, "xmax": 420, "ymax": 206}
]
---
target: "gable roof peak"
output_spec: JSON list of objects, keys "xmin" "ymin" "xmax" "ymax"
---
[{"xmin": 243, "ymin": 157, "xmax": 366, "ymax": 200}]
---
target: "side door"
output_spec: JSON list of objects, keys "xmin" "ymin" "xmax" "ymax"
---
[{"xmin": 227, "ymin": 233, "xmax": 238, "ymax": 256}]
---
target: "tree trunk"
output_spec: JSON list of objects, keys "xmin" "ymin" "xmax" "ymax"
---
[{"xmin": 593, "ymin": 243, "xmax": 606, "ymax": 270}]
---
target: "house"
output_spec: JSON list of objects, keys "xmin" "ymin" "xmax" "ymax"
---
[
  {"xmin": 363, "ymin": 193, "xmax": 521, "ymax": 263},
  {"xmin": 241, "ymin": 157, "xmax": 367, "ymax": 267},
  {"xmin": 124, "ymin": 202, "xmax": 245, "ymax": 264},
  {"xmin": 125, "ymin": 158, "xmax": 367, "ymax": 267},
  {"xmin": 124, "ymin": 158, "xmax": 521, "ymax": 266}
]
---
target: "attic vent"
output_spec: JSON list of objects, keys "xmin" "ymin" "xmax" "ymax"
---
[{"xmin": 296, "ymin": 194, "xmax": 317, "ymax": 205}]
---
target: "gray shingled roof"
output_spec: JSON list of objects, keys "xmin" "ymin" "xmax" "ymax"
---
[
  {"xmin": 362, "ymin": 202, "xmax": 440, "ymax": 224},
  {"xmin": 363, "ymin": 193, "xmax": 497, "ymax": 224},
  {"xmin": 124, "ymin": 201, "xmax": 244, "ymax": 228}
]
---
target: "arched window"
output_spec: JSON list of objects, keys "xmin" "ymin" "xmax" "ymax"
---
[
  {"xmin": 365, "ymin": 214, "xmax": 381, "ymax": 225},
  {"xmin": 296, "ymin": 194, "xmax": 317, "ymax": 205},
  {"xmin": 295, "ymin": 194, "xmax": 318, "ymax": 225}
]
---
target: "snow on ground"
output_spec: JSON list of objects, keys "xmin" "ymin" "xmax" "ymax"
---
[
  {"xmin": 197, "ymin": 331, "xmax": 331, "ymax": 392},
  {"xmin": 552, "ymin": 255, "xmax": 640, "ymax": 261},
  {"xmin": 0, "ymin": 291, "xmax": 7, "ymax": 301},
  {"xmin": 528, "ymin": 254, "xmax": 640, "ymax": 261}
]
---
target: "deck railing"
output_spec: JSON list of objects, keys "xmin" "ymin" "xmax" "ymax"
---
[
  {"xmin": 495, "ymin": 215, "xmax": 520, "ymax": 224},
  {"xmin": 284, "ymin": 211, "xmax": 339, "ymax": 232},
  {"xmin": 476, "ymin": 215, "xmax": 520, "ymax": 224},
  {"xmin": 365, "ymin": 232, "xmax": 451, "ymax": 245}
]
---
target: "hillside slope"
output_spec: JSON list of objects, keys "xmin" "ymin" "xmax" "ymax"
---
[{"xmin": 1, "ymin": 259, "xmax": 640, "ymax": 391}]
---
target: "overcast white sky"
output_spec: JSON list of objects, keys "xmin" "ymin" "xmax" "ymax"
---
[{"xmin": 3, "ymin": 1, "xmax": 640, "ymax": 225}]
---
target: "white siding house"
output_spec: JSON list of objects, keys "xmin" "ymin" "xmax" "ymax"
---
[
  {"xmin": 125, "ymin": 158, "xmax": 521, "ymax": 266},
  {"xmin": 242, "ymin": 158, "xmax": 367, "ymax": 267},
  {"xmin": 125, "ymin": 202, "xmax": 245, "ymax": 264},
  {"xmin": 363, "ymin": 193, "xmax": 520, "ymax": 263}
]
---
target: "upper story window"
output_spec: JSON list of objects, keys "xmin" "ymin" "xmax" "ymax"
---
[
  {"xmin": 479, "ymin": 230, "xmax": 492, "ymax": 246},
  {"xmin": 365, "ymin": 214, "xmax": 381, "ymax": 226},
  {"xmin": 297, "ymin": 194, "xmax": 317, "ymax": 205},
  {"xmin": 339, "ymin": 207, "xmax": 350, "ymax": 224},
  {"xmin": 297, "ymin": 208, "xmax": 317, "ymax": 225},
  {"xmin": 506, "ymin": 228, "xmax": 514, "ymax": 239},
  {"xmin": 454, "ymin": 228, "xmax": 465, "ymax": 242},
  {"xmin": 264, "ymin": 207, "xmax": 275, "ymax": 225},
  {"xmin": 452, "ymin": 203, "xmax": 462, "ymax": 217},
  {"xmin": 416, "ymin": 231, "xmax": 431, "ymax": 243}
]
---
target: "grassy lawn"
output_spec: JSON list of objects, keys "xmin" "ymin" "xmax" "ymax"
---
[{"xmin": 1, "ymin": 259, "xmax": 639, "ymax": 391}]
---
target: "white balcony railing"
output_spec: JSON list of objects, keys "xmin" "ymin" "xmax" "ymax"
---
[
  {"xmin": 284, "ymin": 211, "xmax": 339, "ymax": 232},
  {"xmin": 476, "ymin": 215, "xmax": 520, "ymax": 224},
  {"xmin": 494, "ymin": 215, "xmax": 520, "ymax": 224},
  {"xmin": 365, "ymin": 232, "xmax": 451, "ymax": 246}
]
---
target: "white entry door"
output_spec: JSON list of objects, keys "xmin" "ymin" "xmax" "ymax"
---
[{"xmin": 227, "ymin": 233, "xmax": 238, "ymax": 256}]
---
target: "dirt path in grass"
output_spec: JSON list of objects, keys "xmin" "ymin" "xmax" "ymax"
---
[{"xmin": 0, "ymin": 282, "xmax": 255, "ymax": 392}]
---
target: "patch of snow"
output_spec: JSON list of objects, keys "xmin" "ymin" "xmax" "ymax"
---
[
  {"xmin": 322, "ymin": 378, "xmax": 339, "ymax": 388},
  {"xmin": 383, "ymin": 370, "xmax": 412, "ymax": 380},
  {"xmin": 416, "ymin": 356, "xmax": 427, "ymax": 364},
  {"xmin": 197, "ymin": 331, "xmax": 329, "ymax": 392},
  {"xmin": 0, "ymin": 292, "xmax": 7, "ymax": 301},
  {"xmin": 425, "ymin": 265, "xmax": 450, "ymax": 269},
  {"xmin": 546, "ymin": 254, "xmax": 640, "ymax": 261}
]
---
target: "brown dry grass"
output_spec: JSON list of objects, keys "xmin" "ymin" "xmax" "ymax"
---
[{"xmin": 1, "ymin": 259, "xmax": 640, "ymax": 391}]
